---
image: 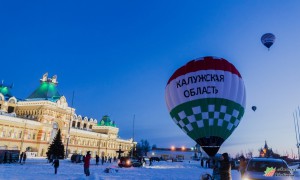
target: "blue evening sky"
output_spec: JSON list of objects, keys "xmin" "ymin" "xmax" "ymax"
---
[{"xmin": 1, "ymin": 0, "xmax": 300, "ymax": 157}]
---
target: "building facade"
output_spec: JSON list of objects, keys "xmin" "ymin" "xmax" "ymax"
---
[{"xmin": 0, "ymin": 73, "xmax": 134, "ymax": 157}]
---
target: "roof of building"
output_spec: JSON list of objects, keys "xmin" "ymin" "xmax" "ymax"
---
[
  {"xmin": 97, "ymin": 115, "xmax": 116, "ymax": 127},
  {"xmin": 26, "ymin": 73, "xmax": 61, "ymax": 102}
]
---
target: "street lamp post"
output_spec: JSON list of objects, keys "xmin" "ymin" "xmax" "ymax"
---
[
  {"xmin": 106, "ymin": 140, "xmax": 108, "ymax": 156},
  {"xmin": 65, "ymin": 116, "xmax": 72, "ymax": 158},
  {"xmin": 97, "ymin": 134, "xmax": 101, "ymax": 156},
  {"xmin": 65, "ymin": 92, "xmax": 74, "ymax": 159},
  {"xmin": 293, "ymin": 110, "xmax": 300, "ymax": 161},
  {"xmin": 20, "ymin": 119, "xmax": 27, "ymax": 152},
  {"xmin": 131, "ymin": 115, "xmax": 135, "ymax": 158}
]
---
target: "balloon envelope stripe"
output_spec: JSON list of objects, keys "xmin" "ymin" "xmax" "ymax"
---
[
  {"xmin": 170, "ymin": 98, "xmax": 244, "ymax": 141},
  {"xmin": 165, "ymin": 70, "xmax": 245, "ymax": 111},
  {"xmin": 167, "ymin": 57, "xmax": 241, "ymax": 85}
]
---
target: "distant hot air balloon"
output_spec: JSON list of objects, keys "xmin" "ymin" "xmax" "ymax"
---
[
  {"xmin": 252, "ymin": 106, "xmax": 257, "ymax": 111},
  {"xmin": 165, "ymin": 56, "xmax": 246, "ymax": 157},
  {"xmin": 261, "ymin": 33, "xmax": 275, "ymax": 50}
]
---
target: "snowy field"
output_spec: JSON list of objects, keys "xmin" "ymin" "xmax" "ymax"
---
[{"xmin": 0, "ymin": 158, "xmax": 299, "ymax": 180}]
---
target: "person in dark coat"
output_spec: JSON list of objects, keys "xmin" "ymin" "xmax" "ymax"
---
[
  {"xmin": 84, "ymin": 151, "xmax": 91, "ymax": 176},
  {"xmin": 3, "ymin": 152, "xmax": 7, "ymax": 163},
  {"xmin": 19, "ymin": 152, "xmax": 24, "ymax": 164},
  {"xmin": 219, "ymin": 153, "xmax": 231, "ymax": 180},
  {"xmin": 22, "ymin": 152, "xmax": 27, "ymax": 164},
  {"xmin": 52, "ymin": 158, "xmax": 59, "ymax": 174},
  {"xmin": 212, "ymin": 156, "xmax": 221, "ymax": 180},
  {"xmin": 9, "ymin": 153, "xmax": 12, "ymax": 163},
  {"xmin": 101, "ymin": 156, "xmax": 104, "ymax": 165},
  {"xmin": 95, "ymin": 155, "xmax": 99, "ymax": 165},
  {"xmin": 206, "ymin": 159, "xmax": 211, "ymax": 168},
  {"xmin": 200, "ymin": 158, "xmax": 204, "ymax": 167}
]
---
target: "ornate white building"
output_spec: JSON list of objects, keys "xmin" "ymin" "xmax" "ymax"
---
[{"xmin": 0, "ymin": 73, "xmax": 135, "ymax": 157}]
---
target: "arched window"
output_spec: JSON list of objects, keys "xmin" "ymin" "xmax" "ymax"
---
[
  {"xmin": 1, "ymin": 130, "xmax": 6, "ymax": 137},
  {"xmin": 8, "ymin": 98, "xmax": 16, "ymax": 104},
  {"xmin": 19, "ymin": 131, "xmax": 22, "ymax": 139}
]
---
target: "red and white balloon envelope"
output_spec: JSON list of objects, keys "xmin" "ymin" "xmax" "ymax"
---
[{"xmin": 165, "ymin": 56, "xmax": 246, "ymax": 157}]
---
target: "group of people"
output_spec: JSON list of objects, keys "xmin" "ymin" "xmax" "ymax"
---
[
  {"xmin": 95, "ymin": 155, "xmax": 116, "ymax": 165},
  {"xmin": 201, "ymin": 153, "xmax": 247, "ymax": 180},
  {"xmin": 51, "ymin": 151, "xmax": 92, "ymax": 176},
  {"xmin": 200, "ymin": 158, "xmax": 213, "ymax": 168}
]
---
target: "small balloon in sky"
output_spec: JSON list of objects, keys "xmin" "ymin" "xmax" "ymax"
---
[
  {"xmin": 261, "ymin": 33, "xmax": 275, "ymax": 50},
  {"xmin": 252, "ymin": 106, "xmax": 257, "ymax": 111}
]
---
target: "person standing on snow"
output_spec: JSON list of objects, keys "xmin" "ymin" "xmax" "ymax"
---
[
  {"xmin": 101, "ymin": 156, "xmax": 104, "ymax": 165},
  {"xmin": 84, "ymin": 151, "xmax": 91, "ymax": 176},
  {"xmin": 19, "ymin": 152, "xmax": 24, "ymax": 164},
  {"xmin": 239, "ymin": 156, "xmax": 247, "ymax": 178},
  {"xmin": 95, "ymin": 155, "xmax": 99, "ymax": 165},
  {"xmin": 219, "ymin": 153, "xmax": 231, "ymax": 180},
  {"xmin": 22, "ymin": 152, "xmax": 27, "ymax": 164},
  {"xmin": 52, "ymin": 157, "xmax": 59, "ymax": 174}
]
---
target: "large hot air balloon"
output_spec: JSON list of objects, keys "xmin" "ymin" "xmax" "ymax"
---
[
  {"xmin": 252, "ymin": 106, "xmax": 257, "ymax": 111},
  {"xmin": 165, "ymin": 56, "xmax": 246, "ymax": 157},
  {"xmin": 261, "ymin": 33, "xmax": 275, "ymax": 50}
]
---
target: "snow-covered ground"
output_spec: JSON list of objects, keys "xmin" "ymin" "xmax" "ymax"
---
[{"xmin": 0, "ymin": 158, "xmax": 299, "ymax": 180}]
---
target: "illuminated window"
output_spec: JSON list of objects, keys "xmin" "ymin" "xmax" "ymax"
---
[
  {"xmin": 1, "ymin": 130, "xmax": 5, "ymax": 137},
  {"xmin": 19, "ymin": 131, "xmax": 22, "ymax": 139}
]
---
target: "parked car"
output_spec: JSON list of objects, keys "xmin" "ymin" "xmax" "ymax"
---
[
  {"xmin": 70, "ymin": 154, "xmax": 83, "ymax": 163},
  {"xmin": 243, "ymin": 158, "xmax": 294, "ymax": 180},
  {"xmin": 131, "ymin": 158, "xmax": 143, "ymax": 167},
  {"xmin": 173, "ymin": 157, "xmax": 183, "ymax": 162},
  {"xmin": 150, "ymin": 157, "xmax": 160, "ymax": 162},
  {"xmin": 118, "ymin": 157, "xmax": 142, "ymax": 168}
]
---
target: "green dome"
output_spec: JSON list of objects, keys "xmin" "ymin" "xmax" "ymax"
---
[
  {"xmin": 97, "ymin": 115, "xmax": 116, "ymax": 127},
  {"xmin": 26, "ymin": 80, "xmax": 61, "ymax": 102},
  {"xmin": 0, "ymin": 83, "xmax": 13, "ymax": 100}
]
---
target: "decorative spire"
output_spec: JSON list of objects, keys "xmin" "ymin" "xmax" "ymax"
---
[
  {"xmin": 264, "ymin": 140, "xmax": 268, "ymax": 149},
  {"xmin": 51, "ymin": 75, "xmax": 58, "ymax": 85},
  {"xmin": 40, "ymin": 72, "xmax": 48, "ymax": 82},
  {"xmin": 39, "ymin": 73, "xmax": 58, "ymax": 85}
]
